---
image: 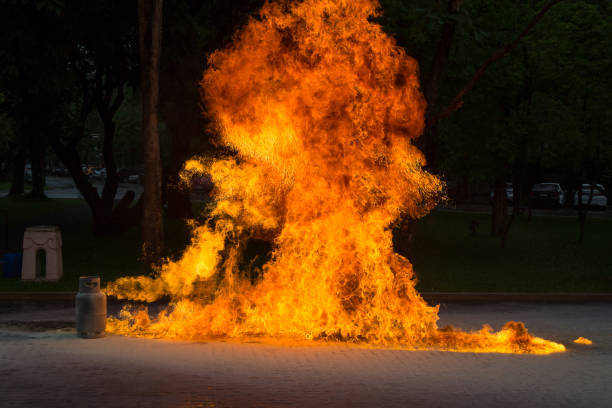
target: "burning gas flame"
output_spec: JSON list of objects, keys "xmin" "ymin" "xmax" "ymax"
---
[{"xmin": 107, "ymin": 0, "xmax": 565, "ymax": 354}]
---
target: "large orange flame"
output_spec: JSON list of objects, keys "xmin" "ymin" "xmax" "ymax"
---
[{"xmin": 107, "ymin": 0, "xmax": 565, "ymax": 354}]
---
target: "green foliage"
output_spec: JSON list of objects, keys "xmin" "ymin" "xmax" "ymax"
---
[
  {"xmin": 0, "ymin": 0, "xmax": 610, "ymax": 222},
  {"xmin": 400, "ymin": 0, "xmax": 612, "ymax": 189},
  {"xmin": 84, "ymin": 92, "xmax": 143, "ymax": 169},
  {"xmin": 0, "ymin": 0, "xmax": 139, "ymax": 170}
]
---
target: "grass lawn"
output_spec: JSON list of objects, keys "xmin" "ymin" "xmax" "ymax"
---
[
  {"xmin": 0, "ymin": 197, "xmax": 196, "ymax": 292},
  {"xmin": 0, "ymin": 181, "xmax": 32, "ymax": 192},
  {"xmin": 0, "ymin": 197, "xmax": 610, "ymax": 292},
  {"xmin": 410, "ymin": 210, "xmax": 612, "ymax": 293}
]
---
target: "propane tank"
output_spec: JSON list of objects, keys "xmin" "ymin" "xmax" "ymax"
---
[{"xmin": 75, "ymin": 276, "xmax": 107, "ymax": 338}]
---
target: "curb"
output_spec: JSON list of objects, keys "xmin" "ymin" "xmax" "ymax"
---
[
  {"xmin": 1, "ymin": 291, "xmax": 612, "ymax": 304},
  {"xmin": 0, "ymin": 292, "xmax": 76, "ymax": 302},
  {"xmin": 421, "ymin": 292, "xmax": 612, "ymax": 304},
  {"xmin": 0, "ymin": 321, "xmax": 75, "ymax": 331}
]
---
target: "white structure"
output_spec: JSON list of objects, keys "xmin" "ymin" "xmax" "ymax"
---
[{"xmin": 22, "ymin": 226, "xmax": 63, "ymax": 281}]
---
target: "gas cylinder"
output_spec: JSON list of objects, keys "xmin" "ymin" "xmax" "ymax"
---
[{"xmin": 75, "ymin": 276, "xmax": 107, "ymax": 338}]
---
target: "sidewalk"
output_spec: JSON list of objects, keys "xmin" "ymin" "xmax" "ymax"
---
[
  {"xmin": 0, "ymin": 176, "xmax": 144, "ymax": 199},
  {"xmin": 0, "ymin": 302, "xmax": 610, "ymax": 407}
]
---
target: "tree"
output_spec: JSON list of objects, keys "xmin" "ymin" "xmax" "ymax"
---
[
  {"xmin": 0, "ymin": 0, "xmax": 142, "ymax": 230},
  {"xmin": 48, "ymin": 1, "xmax": 141, "ymax": 233},
  {"xmin": 0, "ymin": 102, "xmax": 22, "ymax": 194},
  {"xmin": 158, "ymin": 0, "xmax": 264, "ymax": 219},
  {"xmin": 139, "ymin": 0, "xmax": 165, "ymax": 262},
  {"xmin": 436, "ymin": 0, "xmax": 612, "ymax": 244},
  {"xmin": 0, "ymin": 1, "xmax": 68, "ymax": 199}
]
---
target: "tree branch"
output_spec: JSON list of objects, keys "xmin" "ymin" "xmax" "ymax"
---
[
  {"xmin": 108, "ymin": 83, "xmax": 125, "ymax": 117},
  {"xmin": 68, "ymin": 56, "xmax": 95, "ymax": 149},
  {"xmin": 424, "ymin": 0, "xmax": 462, "ymax": 114},
  {"xmin": 429, "ymin": 0, "xmax": 564, "ymax": 127}
]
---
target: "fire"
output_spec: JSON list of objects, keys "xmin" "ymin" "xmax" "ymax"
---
[
  {"xmin": 107, "ymin": 0, "xmax": 565, "ymax": 354},
  {"xmin": 573, "ymin": 337, "xmax": 592, "ymax": 345}
]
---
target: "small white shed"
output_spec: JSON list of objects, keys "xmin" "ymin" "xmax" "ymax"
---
[{"xmin": 22, "ymin": 226, "xmax": 63, "ymax": 281}]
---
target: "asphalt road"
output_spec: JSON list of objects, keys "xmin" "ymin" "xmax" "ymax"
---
[
  {"xmin": 0, "ymin": 176, "xmax": 145, "ymax": 199},
  {"xmin": 0, "ymin": 302, "xmax": 610, "ymax": 407}
]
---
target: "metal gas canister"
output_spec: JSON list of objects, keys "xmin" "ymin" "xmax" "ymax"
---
[{"xmin": 75, "ymin": 276, "xmax": 107, "ymax": 338}]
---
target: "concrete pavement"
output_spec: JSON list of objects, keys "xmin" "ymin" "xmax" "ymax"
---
[{"xmin": 0, "ymin": 302, "xmax": 610, "ymax": 407}]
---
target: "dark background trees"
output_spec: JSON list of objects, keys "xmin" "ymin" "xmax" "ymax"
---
[
  {"xmin": 381, "ymin": 0, "xmax": 611, "ymax": 244},
  {"xmin": 1, "ymin": 0, "xmax": 610, "ymax": 261},
  {"xmin": 0, "ymin": 0, "xmax": 141, "ymax": 232},
  {"xmin": 159, "ymin": 0, "xmax": 263, "ymax": 220}
]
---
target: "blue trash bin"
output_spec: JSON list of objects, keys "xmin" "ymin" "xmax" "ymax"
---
[{"xmin": 2, "ymin": 253, "xmax": 22, "ymax": 278}]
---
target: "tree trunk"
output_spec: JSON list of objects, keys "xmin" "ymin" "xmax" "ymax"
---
[
  {"xmin": 433, "ymin": 0, "xmax": 566, "ymax": 125},
  {"xmin": 577, "ymin": 184, "xmax": 594, "ymax": 244},
  {"xmin": 49, "ymin": 135, "xmax": 101, "ymax": 224},
  {"xmin": 95, "ymin": 115, "xmax": 119, "ymax": 234},
  {"xmin": 393, "ymin": 217, "xmax": 419, "ymax": 260},
  {"xmin": 491, "ymin": 175, "xmax": 507, "ymax": 236},
  {"xmin": 501, "ymin": 176, "xmax": 521, "ymax": 248},
  {"xmin": 26, "ymin": 126, "xmax": 47, "ymax": 199},
  {"xmin": 512, "ymin": 177, "xmax": 521, "ymax": 217},
  {"xmin": 8, "ymin": 147, "xmax": 25, "ymax": 196},
  {"xmin": 421, "ymin": 0, "xmax": 462, "ymax": 167},
  {"xmin": 158, "ymin": 35, "xmax": 200, "ymax": 220},
  {"xmin": 49, "ymin": 128, "xmax": 140, "ymax": 235},
  {"xmin": 99, "ymin": 111, "xmax": 120, "ymax": 211},
  {"xmin": 162, "ymin": 114, "xmax": 193, "ymax": 219},
  {"xmin": 396, "ymin": 0, "xmax": 462, "ymax": 254},
  {"xmin": 139, "ymin": 0, "xmax": 164, "ymax": 262}
]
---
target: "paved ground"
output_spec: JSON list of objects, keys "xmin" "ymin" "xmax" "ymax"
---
[
  {"xmin": 0, "ymin": 302, "xmax": 610, "ymax": 407},
  {"xmin": 0, "ymin": 176, "xmax": 145, "ymax": 199}
]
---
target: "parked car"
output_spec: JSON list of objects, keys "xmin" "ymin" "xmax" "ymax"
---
[
  {"xmin": 530, "ymin": 183, "xmax": 566, "ymax": 208},
  {"xmin": 92, "ymin": 168, "xmax": 107, "ymax": 180},
  {"xmin": 24, "ymin": 166, "xmax": 32, "ymax": 182},
  {"xmin": 489, "ymin": 182, "xmax": 514, "ymax": 204},
  {"xmin": 573, "ymin": 184, "xmax": 608, "ymax": 210},
  {"xmin": 117, "ymin": 168, "xmax": 143, "ymax": 183},
  {"xmin": 81, "ymin": 165, "xmax": 94, "ymax": 176},
  {"xmin": 51, "ymin": 167, "xmax": 70, "ymax": 177},
  {"xmin": 117, "ymin": 168, "xmax": 132, "ymax": 182},
  {"xmin": 126, "ymin": 173, "xmax": 143, "ymax": 184}
]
